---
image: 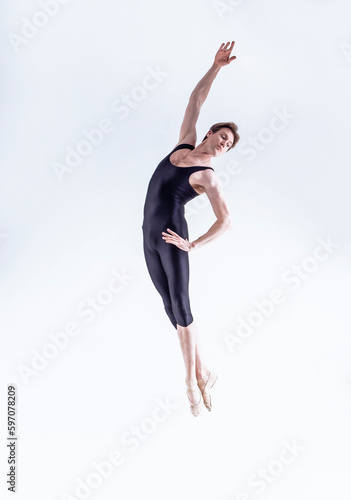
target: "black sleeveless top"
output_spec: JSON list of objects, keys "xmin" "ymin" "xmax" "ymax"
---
[{"xmin": 142, "ymin": 143, "xmax": 214, "ymax": 248}]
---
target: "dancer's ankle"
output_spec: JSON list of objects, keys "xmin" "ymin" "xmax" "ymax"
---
[
  {"xmin": 196, "ymin": 369, "xmax": 210, "ymax": 381},
  {"xmin": 185, "ymin": 377, "xmax": 197, "ymax": 387}
]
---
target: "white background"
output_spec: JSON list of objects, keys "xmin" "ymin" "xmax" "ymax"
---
[{"xmin": 1, "ymin": 0, "xmax": 351, "ymax": 499}]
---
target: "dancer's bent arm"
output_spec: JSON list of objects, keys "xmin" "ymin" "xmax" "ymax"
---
[
  {"xmin": 162, "ymin": 172, "xmax": 232, "ymax": 252},
  {"xmin": 190, "ymin": 173, "xmax": 232, "ymax": 250},
  {"xmin": 176, "ymin": 42, "xmax": 236, "ymax": 147}
]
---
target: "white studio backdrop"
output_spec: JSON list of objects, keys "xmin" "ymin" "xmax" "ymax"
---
[{"xmin": 1, "ymin": 0, "xmax": 351, "ymax": 499}]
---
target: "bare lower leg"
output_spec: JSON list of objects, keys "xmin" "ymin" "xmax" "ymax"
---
[
  {"xmin": 177, "ymin": 321, "xmax": 197, "ymax": 385},
  {"xmin": 177, "ymin": 321, "xmax": 209, "ymax": 384},
  {"xmin": 194, "ymin": 325, "xmax": 210, "ymax": 381}
]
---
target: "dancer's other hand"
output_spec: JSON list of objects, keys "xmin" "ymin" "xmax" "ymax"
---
[
  {"xmin": 162, "ymin": 228, "xmax": 193, "ymax": 252},
  {"xmin": 214, "ymin": 41, "xmax": 236, "ymax": 67}
]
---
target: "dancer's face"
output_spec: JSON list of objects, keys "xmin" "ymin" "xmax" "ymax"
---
[{"xmin": 206, "ymin": 128, "xmax": 234, "ymax": 156}]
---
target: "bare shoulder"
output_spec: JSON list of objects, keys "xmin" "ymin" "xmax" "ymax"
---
[
  {"xmin": 170, "ymin": 143, "xmax": 196, "ymax": 165},
  {"xmin": 173, "ymin": 135, "xmax": 196, "ymax": 150},
  {"xmin": 196, "ymin": 168, "xmax": 219, "ymax": 187},
  {"xmin": 189, "ymin": 168, "xmax": 220, "ymax": 196}
]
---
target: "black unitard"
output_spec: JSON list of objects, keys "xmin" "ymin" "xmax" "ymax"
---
[{"xmin": 142, "ymin": 143, "xmax": 214, "ymax": 329}]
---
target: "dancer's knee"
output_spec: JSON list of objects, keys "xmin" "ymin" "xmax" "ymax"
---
[
  {"xmin": 174, "ymin": 306, "xmax": 193, "ymax": 328},
  {"xmin": 171, "ymin": 294, "xmax": 193, "ymax": 327},
  {"xmin": 164, "ymin": 303, "xmax": 177, "ymax": 329}
]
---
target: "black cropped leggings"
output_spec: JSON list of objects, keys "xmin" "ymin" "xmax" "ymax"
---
[{"xmin": 143, "ymin": 234, "xmax": 193, "ymax": 329}]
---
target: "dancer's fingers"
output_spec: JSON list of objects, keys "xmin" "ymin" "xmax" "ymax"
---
[
  {"xmin": 162, "ymin": 230, "xmax": 177, "ymax": 238},
  {"xmin": 162, "ymin": 235, "xmax": 177, "ymax": 242},
  {"xmin": 226, "ymin": 41, "xmax": 234, "ymax": 52},
  {"xmin": 166, "ymin": 228, "xmax": 179, "ymax": 236}
]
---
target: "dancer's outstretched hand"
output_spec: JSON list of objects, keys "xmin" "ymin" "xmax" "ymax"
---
[
  {"xmin": 162, "ymin": 228, "xmax": 193, "ymax": 252},
  {"xmin": 214, "ymin": 41, "xmax": 236, "ymax": 67}
]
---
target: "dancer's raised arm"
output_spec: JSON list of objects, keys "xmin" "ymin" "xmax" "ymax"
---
[{"xmin": 176, "ymin": 41, "xmax": 236, "ymax": 147}]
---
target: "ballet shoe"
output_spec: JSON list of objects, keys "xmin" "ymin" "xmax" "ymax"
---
[
  {"xmin": 197, "ymin": 371, "xmax": 218, "ymax": 411},
  {"xmin": 186, "ymin": 383, "xmax": 203, "ymax": 417}
]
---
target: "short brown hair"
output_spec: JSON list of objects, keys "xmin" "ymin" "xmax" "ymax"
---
[{"xmin": 202, "ymin": 122, "xmax": 240, "ymax": 151}]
